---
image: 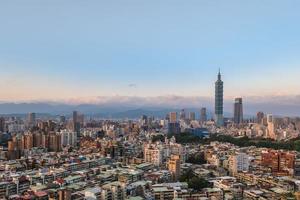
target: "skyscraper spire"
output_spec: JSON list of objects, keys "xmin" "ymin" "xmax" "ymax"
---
[{"xmin": 215, "ymin": 69, "xmax": 224, "ymax": 127}]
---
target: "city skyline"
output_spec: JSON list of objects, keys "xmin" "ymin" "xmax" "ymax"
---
[
  {"xmin": 2, "ymin": 1, "xmax": 300, "ymax": 199},
  {"xmin": 0, "ymin": 69, "xmax": 299, "ymax": 116},
  {"xmin": 0, "ymin": 0, "xmax": 300, "ymax": 102}
]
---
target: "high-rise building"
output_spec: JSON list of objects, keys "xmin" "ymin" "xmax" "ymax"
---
[
  {"xmin": 189, "ymin": 112, "xmax": 196, "ymax": 121},
  {"xmin": 215, "ymin": 70, "xmax": 224, "ymax": 126},
  {"xmin": 72, "ymin": 111, "xmax": 81, "ymax": 137},
  {"xmin": 60, "ymin": 116, "xmax": 66, "ymax": 124},
  {"xmin": 168, "ymin": 155, "xmax": 181, "ymax": 181},
  {"xmin": 229, "ymin": 153, "xmax": 249, "ymax": 174},
  {"xmin": 72, "ymin": 111, "xmax": 78, "ymax": 124},
  {"xmin": 261, "ymin": 150, "xmax": 295, "ymax": 173},
  {"xmin": 78, "ymin": 114, "xmax": 84, "ymax": 127},
  {"xmin": 267, "ymin": 114, "xmax": 273, "ymax": 123},
  {"xmin": 234, "ymin": 98, "xmax": 243, "ymax": 124},
  {"xmin": 41, "ymin": 134, "xmax": 49, "ymax": 149},
  {"xmin": 7, "ymin": 136, "xmax": 22, "ymax": 160},
  {"xmin": 140, "ymin": 115, "xmax": 148, "ymax": 126},
  {"xmin": 167, "ymin": 113, "xmax": 179, "ymax": 134},
  {"xmin": 179, "ymin": 109, "xmax": 186, "ymax": 121},
  {"xmin": 49, "ymin": 133, "xmax": 62, "ymax": 152},
  {"xmin": 47, "ymin": 120, "xmax": 56, "ymax": 132},
  {"xmin": 168, "ymin": 122, "xmax": 181, "ymax": 134},
  {"xmin": 144, "ymin": 144, "xmax": 163, "ymax": 166},
  {"xmin": 169, "ymin": 112, "xmax": 177, "ymax": 123},
  {"xmin": 27, "ymin": 112, "xmax": 36, "ymax": 127},
  {"xmin": 60, "ymin": 130, "xmax": 77, "ymax": 147},
  {"xmin": 0, "ymin": 117, "xmax": 5, "ymax": 132},
  {"xmin": 200, "ymin": 107, "xmax": 207, "ymax": 122},
  {"xmin": 23, "ymin": 134, "xmax": 33, "ymax": 149},
  {"xmin": 256, "ymin": 112, "xmax": 264, "ymax": 124},
  {"xmin": 267, "ymin": 114, "xmax": 276, "ymax": 139},
  {"xmin": 33, "ymin": 132, "xmax": 42, "ymax": 147}
]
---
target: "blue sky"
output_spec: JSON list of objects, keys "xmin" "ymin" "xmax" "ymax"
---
[{"xmin": 0, "ymin": 0, "xmax": 300, "ymax": 101}]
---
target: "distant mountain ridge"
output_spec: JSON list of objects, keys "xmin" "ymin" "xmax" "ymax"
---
[
  {"xmin": 0, "ymin": 103, "xmax": 215, "ymax": 119},
  {"xmin": 0, "ymin": 95, "xmax": 299, "ymax": 118}
]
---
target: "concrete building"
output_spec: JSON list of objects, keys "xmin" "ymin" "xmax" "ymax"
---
[
  {"xmin": 267, "ymin": 114, "xmax": 276, "ymax": 139},
  {"xmin": 261, "ymin": 150, "xmax": 295, "ymax": 174},
  {"xmin": 85, "ymin": 187, "xmax": 101, "ymax": 200},
  {"xmin": 0, "ymin": 117, "xmax": 5, "ymax": 132},
  {"xmin": 169, "ymin": 112, "xmax": 177, "ymax": 123},
  {"xmin": 167, "ymin": 155, "xmax": 181, "ymax": 181},
  {"xmin": 179, "ymin": 109, "xmax": 186, "ymax": 121},
  {"xmin": 256, "ymin": 112, "xmax": 264, "ymax": 124},
  {"xmin": 189, "ymin": 112, "xmax": 196, "ymax": 121},
  {"xmin": 200, "ymin": 107, "xmax": 207, "ymax": 122},
  {"xmin": 60, "ymin": 130, "xmax": 77, "ymax": 147},
  {"xmin": 27, "ymin": 113, "xmax": 36, "ymax": 127},
  {"xmin": 144, "ymin": 145, "xmax": 163, "ymax": 166},
  {"xmin": 49, "ymin": 133, "xmax": 62, "ymax": 152},
  {"xmin": 167, "ymin": 122, "xmax": 180, "ymax": 134},
  {"xmin": 72, "ymin": 111, "xmax": 81, "ymax": 137},
  {"xmin": 229, "ymin": 153, "xmax": 249, "ymax": 174},
  {"xmin": 101, "ymin": 181, "xmax": 125, "ymax": 200}
]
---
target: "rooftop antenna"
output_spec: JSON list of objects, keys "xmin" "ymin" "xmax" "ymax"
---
[{"xmin": 218, "ymin": 68, "xmax": 221, "ymax": 80}]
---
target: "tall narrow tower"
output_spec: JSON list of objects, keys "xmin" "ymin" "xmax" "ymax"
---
[
  {"xmin": 234, "ymin": 98, "xmax": 243, "ymax": 124},
  {"xmin": 215, "ymin": 69, "xmax": 224, "ymax": 126}
]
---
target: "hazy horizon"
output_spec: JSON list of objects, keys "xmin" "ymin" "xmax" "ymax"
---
[{"xmin": 0, "ymin": 95, "xmax": 299, "ymax": 117}]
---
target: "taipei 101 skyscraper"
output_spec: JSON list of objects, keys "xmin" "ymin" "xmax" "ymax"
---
[{"xmin": 215, "ymin": 69, "xmax": 224, "ymax": 126}]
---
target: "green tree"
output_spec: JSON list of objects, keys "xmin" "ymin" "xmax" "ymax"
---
[
  {"xmin": 152, "ymin": 135, "xmax": 165, "ymax": 143},
  {"xmin": 179, "ymin": 169, "xmax": 210, "ymax": 191}
]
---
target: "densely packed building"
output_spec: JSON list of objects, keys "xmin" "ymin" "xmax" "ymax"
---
[{"xmin": 0, "ymin": 110, "xmax": 300, "ymax": 200}]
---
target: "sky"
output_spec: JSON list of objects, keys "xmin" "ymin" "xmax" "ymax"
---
[{"xmin": 0, "ymin": 0, "xmax": 300, "ymax": 102}]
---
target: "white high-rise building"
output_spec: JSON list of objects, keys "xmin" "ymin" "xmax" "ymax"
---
[
  {"xmin": 144, "ymin": 144, "xmax": 163, "ymax": 166},
  {"xmin": 60, "ymin": 129, "xmax": 77, "ymax": 147},
  {"xmin": 229, "ymin": 153, "xmax": 249, "ymax": 174}
]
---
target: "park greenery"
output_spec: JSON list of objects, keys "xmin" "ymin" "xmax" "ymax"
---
[
  {"xmin": 208, "ymin": 134, "xmax": 300, "ymax": 151},
  {"xmin": 151, "ymin": 134, "xmax": 165, "ymax": 143},
  {"xmin": 186, "ymin": 153, "xmax": 206, "ymax": 165},
  {"xmin": 165, "ymin": 132, "xmax": 300, "ymax": 152},
  {"xmin": 168, "ymin": 132, "xmax": 204, "ymax": 144}
]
